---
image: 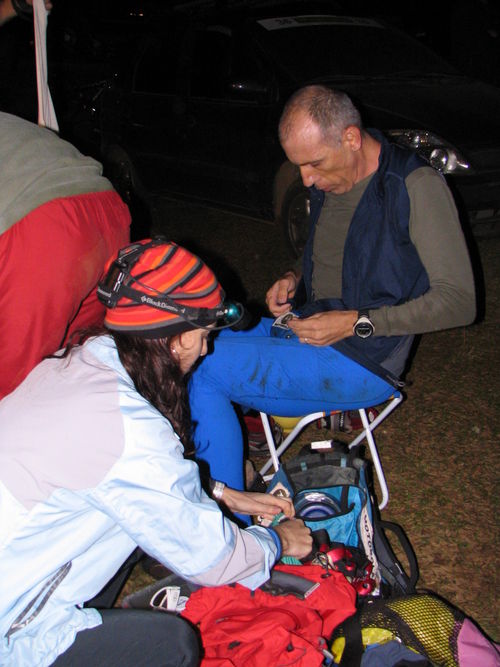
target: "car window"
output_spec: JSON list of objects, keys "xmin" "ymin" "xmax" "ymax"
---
[
  {"xmin": 190, "ymin": 25, "xmax": 272, "ymax": 100},
  {"xmin": 191, "ymin": 27, "xmax": 232, "ymax": 98},
  {"xmin": 253, "ymin": 15, "xmax": 457, "ymax": 82},
  {"xmin": 133, "ymin": 37, "xmax": 179, "ymax": 95}
]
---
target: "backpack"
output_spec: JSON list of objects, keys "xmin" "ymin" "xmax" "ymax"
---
[
  {"xmin": 265, "ymin": 443, "xmax": 418, "ymax": 600},
  {"xmin": 330, "ymin": 593, "xmax": 500, "ymax": 667}
]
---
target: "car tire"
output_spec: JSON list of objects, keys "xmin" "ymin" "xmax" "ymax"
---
[{"xmin": 280, "ymin": 179, "xmax": 311, "ymax": 257}]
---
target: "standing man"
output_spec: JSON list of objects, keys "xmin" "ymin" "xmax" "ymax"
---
[
  {"xmin": 188, "ymin": 85, "xmax": 476, "ymax": 494},
  {"xmin": 0, "ymin": 111, "xmax": 130, "ymax": 398}
]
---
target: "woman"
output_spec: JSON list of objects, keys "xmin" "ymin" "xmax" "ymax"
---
[{"xmin": 0, "ymin": 238, "xmax": 312, "ymax": 667}]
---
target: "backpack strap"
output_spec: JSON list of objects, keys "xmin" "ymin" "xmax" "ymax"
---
[
  {"xmin": 374, "ymin": 520, "xmax": 419, "ymax": 595},
  {"xmin": 337, "ymin": 612, "xmax": 364, "ymax": 667}
]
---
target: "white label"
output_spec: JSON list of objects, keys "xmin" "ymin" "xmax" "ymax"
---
[{"xmin": 311, "ymin": 440, "xmax": 333, "ymax": 449}]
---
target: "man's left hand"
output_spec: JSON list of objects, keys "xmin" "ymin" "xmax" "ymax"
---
[{"xmin": 288, "ymin": 310, "xmax": 357, "ymax": 346}]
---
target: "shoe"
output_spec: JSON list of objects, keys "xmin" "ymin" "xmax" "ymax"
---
[
  {"xmin": 244, "ymin": 413, "xmax": 283, "ymax": 455},
  {"xmin": 122, "ymin": 573, "xmax": 199, "ymax": 612},
  {"xmin": 316, "ymin": 409, "xmax": 379, "ymax": 433},
  {"xmin": 349, "ymin": 408, "xmax": 379, "ymax": 430},
  {"xmin": 316, "ymin": 412, "xmax": 352, "ymax": 433}
]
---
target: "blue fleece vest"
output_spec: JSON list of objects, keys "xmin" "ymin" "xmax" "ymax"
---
[{"xmin": 299, "ymin": 131, "xmax": 430, "ymax": 380}]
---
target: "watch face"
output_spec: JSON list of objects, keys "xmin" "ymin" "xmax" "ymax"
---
[{"xmin": 355, "ymin": 317, "xmax": 374, "ymax": 338}]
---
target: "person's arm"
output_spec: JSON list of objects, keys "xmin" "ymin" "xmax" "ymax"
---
[
  {"xmin": 265, "ymin": 268, "xmax": 302, "ymax": 316},
  {"xmin": 90, "ymin": 415, "xmax": 310, "ymax": 590},
  {"xmin": 289, "ymin": 309, "xmax": 357, "ymax": 345},
  {"xmin": 370, "ymin": 167, "xmax": 476, "ymax": 335},
  {"xmin": 212, "ymin": 485, "xmax": 312, "ymax": 562},
  {"xmin": 213, "ymin": 484, "xmax": 295, "ymax": 522},
  {"xmin": 289, "ymin": 167, "xmax": 476, "ymax": 346}
]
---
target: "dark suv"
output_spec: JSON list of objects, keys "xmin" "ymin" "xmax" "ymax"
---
[{"xmin": 65, "ymin": 2, "xmax": 500, "ymax": 253}]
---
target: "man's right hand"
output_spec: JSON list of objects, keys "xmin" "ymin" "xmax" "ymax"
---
[
  {"xmin": 274, "ymin": 519, "xmax": 312, "ymax": 560},
  {"xmin": 265, "ymin": 271, "xmax": 299, "ymax": 317}
]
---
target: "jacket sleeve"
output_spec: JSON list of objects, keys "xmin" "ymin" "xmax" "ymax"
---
[
  {"xmin": 87, "ymin": 401, "xmax": 278, "ymax": 590},
  {"xmin": 370, "ymin": 167, "xmax": 476, "ymax": 336}
]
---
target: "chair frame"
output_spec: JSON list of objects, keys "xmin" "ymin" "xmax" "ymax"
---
[{"xmin": 258, "ymin": 392, "xmax": 403, "ymax": 510}]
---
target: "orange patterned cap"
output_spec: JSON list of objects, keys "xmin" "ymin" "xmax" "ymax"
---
[{"xmin": 99, "ymin": 238, "xmax": 225, "ymax": 337}]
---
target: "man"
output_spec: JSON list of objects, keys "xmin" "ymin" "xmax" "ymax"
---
[
  {"xmin": 0, "ymin": 111, "xmax": 130, "ymax": 398},
  {"xmin": 188, "ymin": 85, "xmax": 476, "ymax": 494}
]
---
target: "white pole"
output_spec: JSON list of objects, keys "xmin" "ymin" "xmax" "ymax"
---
[{"xmin": 33, "ymin": 0, "xmax": 58, "ymax": 131}]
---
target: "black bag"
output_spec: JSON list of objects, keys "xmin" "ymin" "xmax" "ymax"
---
[{"xmin": 266, "ymin": 443, "xmax": 418, "ymax": 599}]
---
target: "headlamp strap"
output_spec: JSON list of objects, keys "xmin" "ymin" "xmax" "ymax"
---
[{"xmin": 118, "ymin": 283, "xmax": 221, "ymax": 323}]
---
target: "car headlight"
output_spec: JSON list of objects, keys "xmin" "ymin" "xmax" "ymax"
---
[{"xmin": 386, "ymin": 130, "xmax": 470, "ymax": 174}]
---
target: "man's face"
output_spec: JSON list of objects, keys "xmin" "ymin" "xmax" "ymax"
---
[{"xmin": 281, "ymin": 111, "xmax": 358, "ymax": 194}]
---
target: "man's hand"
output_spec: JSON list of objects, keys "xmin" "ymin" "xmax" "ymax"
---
[
  {"xmin": 220, "ymin": 487, "xmax": 295, "ymax": 521},
  {"xmin": 274, "ymin": 519, "xmax": 313, "ymax": 559},
  {"xmin": 265, "ymin": 271, "xmax": 299, "ymax": 317},
  {"xmin": 289, "ymin": 310, "xmax": 357, "ymax": 346}
]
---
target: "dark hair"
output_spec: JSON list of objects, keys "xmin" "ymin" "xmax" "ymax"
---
[
  {"xmin": 112, "ymin": 332, "xmax": 193, "ymax": 450},
  {"xmin": 53, "ymin": 329, "xmax": 193, "ymax": 453}
]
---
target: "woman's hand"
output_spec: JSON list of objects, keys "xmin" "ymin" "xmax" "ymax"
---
[
  {"xmin": 215, "ymin": 487, "xmax": 312, "ymax": 559},
  {"xmin": 220, "ymin": 487, "xmax": 295, "ymax": 521},
  {"xmin": 274, "ymin": 519, "xmax": 313, "ymax": 559}
]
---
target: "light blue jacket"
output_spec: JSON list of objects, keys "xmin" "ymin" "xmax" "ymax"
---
[{"xmin": 0, "ymin": 336, "xmax": 278, "ymax": 666}]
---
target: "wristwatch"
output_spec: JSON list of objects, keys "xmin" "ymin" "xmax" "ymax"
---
[
  {"xmin": 353, "ymin": 310, "xmax": 375, "ymax": 338},
  {"xmin": 209, "ymin": 479, "xmax": 226, "ymax": 500}
]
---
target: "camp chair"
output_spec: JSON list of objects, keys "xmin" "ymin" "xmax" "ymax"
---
[{"xmin": 257, "ymin": 392, "xmax": 403, "ymax": 510}]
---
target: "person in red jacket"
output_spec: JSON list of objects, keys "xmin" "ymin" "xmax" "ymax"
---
[{"xmin": 0, "ymin": 111, "xmax": 130, "ymax": 398}]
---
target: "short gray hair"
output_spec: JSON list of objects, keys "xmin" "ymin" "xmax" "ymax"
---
[{"xmin": 279, "ymin": 85, "xmax": 362, "ymax": 146}]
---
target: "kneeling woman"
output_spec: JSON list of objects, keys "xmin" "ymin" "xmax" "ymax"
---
[{"xmin": 0, "ymin": 239, "xmax": 311, "ymax": 667}]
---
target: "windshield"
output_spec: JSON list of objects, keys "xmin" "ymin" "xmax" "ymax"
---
[{"xmin": 253, "ymin": 15, "xmax": 457, "ymax": 81}]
